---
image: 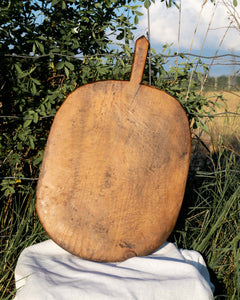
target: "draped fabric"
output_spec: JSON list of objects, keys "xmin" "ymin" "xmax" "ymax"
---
[{"xmin": 15, "ymin": 240, "xmax": 214, "ymax": 300}]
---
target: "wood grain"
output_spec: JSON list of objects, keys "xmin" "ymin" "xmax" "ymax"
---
[{"xmin": 36, "ymin": 36, "xmax": 191, "ymax": 262}]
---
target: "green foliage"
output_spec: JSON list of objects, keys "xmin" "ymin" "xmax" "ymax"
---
[
  {"xmin": 0, "ymin": 0, "xmax": 137, "ymax": 202},
  {"xmin": 143, "ymin": 45, "xmax": 218, "ymax": 131}
]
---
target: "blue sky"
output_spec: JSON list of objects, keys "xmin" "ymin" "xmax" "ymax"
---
[{"xmin": 135, "ymin": 0, "xmax": 240, "ymax": 76}]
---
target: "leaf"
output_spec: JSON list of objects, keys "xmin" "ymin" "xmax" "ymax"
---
[
  {"xmin": 33, "ymin": 156, "xmax": 43, "ymax": 166},
  {"xmin": 38, "ymin": 35, "xmax": 47, "ymax": 41},
  {"xmin": 134, "ymin": 15, "xmax": 138, "ymax": 25},
  {"xmin": 40, "ymin": 104, "xmax": 46, "ymax": 113},
  {"xmin": 15, "ymin": 64, "xmax": 22, "ymax": 74},
  {"xmin": 17, "ymin": 143, "xmax": 23, "ymax": 150},
  {"xmin": 62, "ymin": 1, "xmax": 66, "ymax": 9},
  {"xmin": 64, "ymin": 66, "xmax": 69, "ymax": 78},
  {"xmin": 94, "ymin": 3, "xmax": 101, "ymax": 8},
  {"xmin": 31, "ymin": 82, "xmax": 37, "ymax": 95},
  {"xmin": 4, "ymin": 186, "xmax": 15, "ymax": 196},
  {"xmin": 233, "ymin": 0, "xmax": 238, "ymax": 6},
  {"xmin": 65, "ymin": 61, "xmax": 74, "ymax": 71},
  {"xmin": 46, "ymin": 102, "xmax": 51, "ymax": 112},
  {"xmin": 29, "ymin": 66, "xmax": 37, "ymax": 75},
  {"xmin": 15, "ymin": 64, "xmax": 27, "ymax": 78},
  {"xmin": 33, "ymin": 150, "xmax": 44, "ymax": 166},
  {"xmin": 35, "ymin": 40, "xmax": 44, "ymax": 54},
  {"xmin": 51, "ymin": 0, "xmax": 60, "ymax": 6},
  {"xmin": 23, "ymin": 119, "xmax": 32, "ymax": 128},
  {"xmin": 55, "ymin": 61, "xmax": 65, "ymax": 70},
  {"xmin": 32, "ymin": 43, "xmax": 36, "ymax": 55},
  {"xmin": 174, "ymin": 2, "xmax": 179, "ymax": 9},
  {"xmin": 17, "ymin": 72, "xmax": 28, "ymax": 79},
  {"xmin": 29, "ymin": 137, "xmax": 35, "ymax": 149},
  {"xmin": 135, "ymin": 10, "xmax": 144, "ymax": 16},
  {"xmin": 33, "ymin": 112, "xmax": 38, "ymax": 124},
  {"xmin": 31, "ymin": 78, "xmax": 41, "ymax": 85},
  {"xmin": 144, "ymin": 0, "xmax": 151, "ymax": 9}
]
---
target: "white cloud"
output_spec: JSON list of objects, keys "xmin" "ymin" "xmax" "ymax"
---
[{"xmin": 138, "ymin": 0, "xmax": 240, "ymax": 51}]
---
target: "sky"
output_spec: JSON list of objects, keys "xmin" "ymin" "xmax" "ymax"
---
[{"xmin": 135, "ymin": 0, "xmax": 240, "ymax": 76}]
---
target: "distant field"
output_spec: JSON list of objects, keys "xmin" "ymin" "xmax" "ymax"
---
[{"xmin": 195, "ymin": 90, "xmax": 240, "ymax": 154}]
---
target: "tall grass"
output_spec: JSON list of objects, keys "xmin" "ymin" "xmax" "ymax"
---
[
  {"xmin": 0, "ymin": 183, "xmax": 48, "ymax": 299},
  {"xmin": 171, "ymin": 142, "xmax": 240, "ymax": 299}
]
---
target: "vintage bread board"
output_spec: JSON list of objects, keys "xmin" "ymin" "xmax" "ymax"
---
[{"xmin": 36, "ymin": 36, "xmax": 191, "ymax": 262}]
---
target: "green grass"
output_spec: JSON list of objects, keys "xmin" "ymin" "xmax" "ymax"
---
[
  {"xmin": 1, "ymin": 142, "xmax": 240, "ymax": 299},
  {"xmin": 171, "ymin": 143, "xmax": 240, "ymax": 299},
  {"xmin": 0, "ymin": 183, "xmax": 48, "ymax": 299}
]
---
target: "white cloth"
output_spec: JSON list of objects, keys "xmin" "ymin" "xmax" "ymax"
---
[{"xmin": 14, "ymin": 240, "xmax": 214, "ymax": 300}]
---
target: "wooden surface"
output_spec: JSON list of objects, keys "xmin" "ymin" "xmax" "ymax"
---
[{"xmin": 36, "ymin": 36, "xmax": 191, "ymax": 262}]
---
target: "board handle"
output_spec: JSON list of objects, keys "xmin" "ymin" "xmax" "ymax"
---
[{"xmin": 130, "ymin": 36, "xmax": 149, "ymax": 85}]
